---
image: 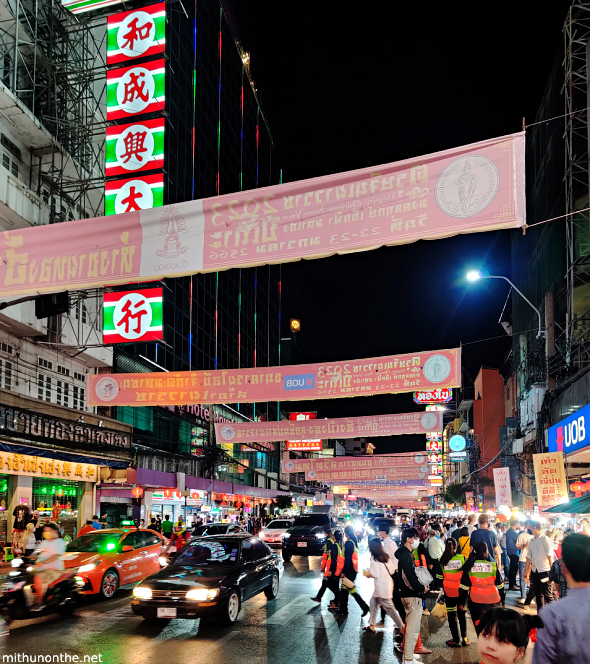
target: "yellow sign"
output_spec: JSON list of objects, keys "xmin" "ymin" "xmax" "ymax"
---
[
  {"xmin": 332, "ymin": 486, "xmax": 349, "ymax": 494},
  {"xmin": 0, "ymin": 452, "xmax": 98, "ymax": 482},
  {"xmin": 533, "ymin": 451, "xmax": 568, "ymax": 508}
]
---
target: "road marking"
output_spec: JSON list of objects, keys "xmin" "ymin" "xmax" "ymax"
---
[
  {"xmin": 195, "ymin": 631, "xmax": 239, "ymax": 656},
  {"xmin": 264, "ymin": 595, "xmax": 312, "ymax": 625}
]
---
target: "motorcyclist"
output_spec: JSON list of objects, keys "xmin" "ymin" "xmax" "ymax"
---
[{"xmin": 32, "ymin": 523, "xmax": 66, "ymax": 609}]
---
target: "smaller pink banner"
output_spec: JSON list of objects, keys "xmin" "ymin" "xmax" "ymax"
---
[
  {"xmin": 305, "ymin": 467, "xmax": 429, "ymax": 482},
  {"xmin": 282, "ymin": 452, "xmax": 427, "ymax": 475},
  {"xmin": 215, "ymin": 411, "xmax": 442, "ymax": 445}
]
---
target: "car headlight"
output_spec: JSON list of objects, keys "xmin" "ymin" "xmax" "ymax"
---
[
  {"xmin": 393, "ymin": 528, "xmax": 400, "ymax": 536},
  {"xmin": 132, "ymin": 586, "xmax": 152, "ymax": 599},
  {"xmin": 10, "ymin": 558, "xmax": 22, "ymax": 568},
  {"xmin": 316, "ymin": 533, "xmax": 326, "ymax": 540},
  {"xmin": 367, "ymin": 528, "xmax": 375, "ymax": 535},
  {"xmin": 78, "ymin": 562, "xmax": 100, "ymax": 574},
  {"xmin": 282, "ymin": 533, "xmax": 290, "ymax": 539},
  {"xmin": 159, "ymin": 556, "xmax": 169, "ymax": 566},
  {"xmin": 354, "ymin": 521, "xmax": 364, "ymax": 530},
  {"xmin": 75, "ymin": 576, "xmax": 85, "ymax": 587},
  {"xmin": 186, "ymin": 588, "xmax": 219, "ymax": 601},
  {"xmin": 259, "ymin": 531, "xmax": 266, "ymax": 537}
]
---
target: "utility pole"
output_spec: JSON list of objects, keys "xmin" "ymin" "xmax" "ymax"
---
[{"xmin": 545, "ymin": 292, "xmax": 556, "ymax": 390}]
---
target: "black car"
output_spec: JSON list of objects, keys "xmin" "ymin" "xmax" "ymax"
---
[
  {"xmin": 281, "ymin": 514, "xmax": 331, "ymax": 561},
  {"xmin": 190, "ymin": 523, "xmax": 245, "ymax": 536},
  {"xmin": 131, "ymin": 534, "xmax": 283, "ymax": 623}
]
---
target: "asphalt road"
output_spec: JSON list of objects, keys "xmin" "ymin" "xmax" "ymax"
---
[{"xmin": 0, "ymin": 545, "xmax": 492, "ymax": 664}]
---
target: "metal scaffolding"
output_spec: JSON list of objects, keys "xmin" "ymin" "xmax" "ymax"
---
[{"xmin": 0, "ymin": 0, "xmax": 106, "ymax": 220}]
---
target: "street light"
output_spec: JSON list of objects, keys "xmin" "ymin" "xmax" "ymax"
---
[{"xmin": 466, "ymin": 270, "xmax": 545, "ymax": 339}]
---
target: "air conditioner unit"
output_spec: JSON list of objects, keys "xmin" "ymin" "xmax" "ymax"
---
[{"xmin": 513, "ymin": 438, "xmax": 524, "ymax": 454}]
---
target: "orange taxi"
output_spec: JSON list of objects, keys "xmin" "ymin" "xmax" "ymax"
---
[{"xmin": 64, "ymin": 528, "xmax": 166, "ymax": 598}]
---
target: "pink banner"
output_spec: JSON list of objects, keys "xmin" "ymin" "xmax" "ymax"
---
[
  {"xmin": 215, "ymin": 411, "xmax": 442, "ymax": 444},
  {"xmin": 305, "ymin": 468, "xmax": 429, "ymax": 482},
  {"xmin": 0, "ymin": 133, "xmax": 524, "ymax": 297},
  {"xmin": 282, "ymin": 452, "xmax": 427, "ymax": 475},
  {"xmin": 87, "ymin": 348, "xmax": 460, "ymax": 406}
]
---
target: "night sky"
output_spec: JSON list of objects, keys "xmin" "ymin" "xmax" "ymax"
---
[{"xmin": 230, "ymin": 1, "xmax": 572, "ymax": 452}]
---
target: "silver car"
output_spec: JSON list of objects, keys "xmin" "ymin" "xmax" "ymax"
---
[{"xmin": 258, "ymin": 519, "xmax": 294, "ymax": 547}]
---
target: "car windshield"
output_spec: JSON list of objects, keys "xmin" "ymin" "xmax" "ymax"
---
[
  {"xmin": 192, "ymin": 525, "xmax": 220, "ymax": 536},
  {"xmin": 267, "ymin": 521, "xmax": 291, "ymax": 529},
  {"xmin": 292, "ymin": 515, "xmax": 328, "ymax": 527},
  {"xmin": 173, "ymin": 540, "xmax": 239, "ymax": 566},
  {"xmin": 66, "ymin": 533, "xmax": 122, "ymax": 553}
]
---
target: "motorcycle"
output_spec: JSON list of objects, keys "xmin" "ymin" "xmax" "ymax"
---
[{"xmin": 0, "ymin": 557, "xmax": 80, "ymax": 624}]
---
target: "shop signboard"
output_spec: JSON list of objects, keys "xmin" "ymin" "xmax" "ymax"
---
[
  {"xmin": 0, "ymin": 405, "xmax": 131, "ymax": 450},
  {"xmin": 493, "ymin": 467, "xmax": 512, "ymax": 506},
  {"xmin": 107, "ymin": 4, "xmax": 166, "ymax": 66},
  {"xmin": 105, "ymin": 173, "xmax": 164, "ymax": 216},
  {"xmin": 548, "ymin": 402, "xmax": 590, "ymax": 455},
  {"xmin": 103, "ymin": 287, "xmax": 163, "ymax": 344},
  {"xmin": 106, "ymin": 58, "xmax": 165, "ymax": 121},
  {"xmin": 105, "ymin": 118, "xmax": 165, "ymax": 178},
  {"xmin": 332, "ymin": 486, "xmax": 349, "ymax": 494},
  {"xmin": 287, "ymin": 411, "xmax": 320, "ymax": 449},
  {"xmin": 449, "ymin": 450, "xmax": 467, "ymax": 460},
  {"xmin": 0, "ymin": 452, "xmax": 98, "ymax": 482},
  {"xmin": 88, "ymin": 349, "xmax": 461, "ymax": 407},
  {"xmin": 62, "ymin": 0, "xmax": 123, "ymax": 13},
  {"xmin": 533, "ymin": 452, "xmax": 569, "ymax": 508},
  {"xmin": 413, "ymin": 388, "xmax": 453, "ymax": 404},
  {"xmin": 282, "ymin": 452, "xmax": 426, "ymax": 476}
]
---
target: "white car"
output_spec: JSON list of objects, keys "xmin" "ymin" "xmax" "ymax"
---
[{"xmin": 258, "ymin": 519, "xmax": 294, "ymax": 547}]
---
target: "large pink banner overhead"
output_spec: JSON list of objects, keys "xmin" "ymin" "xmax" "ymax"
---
[
  {"xmin": 305, "ymin": 468, "xmax": 429, "ymax": 482},
  {"xmin": 0, "ymin": 133, "xmax": 524, "ymax": 297},
  {"xmin": 215, "ymin": 411, "xmax": 442, "ymax": 444},
  {"xmin": 281, "ymin": 452, "xmax": 428, "ymax": 475},
  {"xmin": 87, "ymin": 348, "xmax": 460, "ymax": 406}
]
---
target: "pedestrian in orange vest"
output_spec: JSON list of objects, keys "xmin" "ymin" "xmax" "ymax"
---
[
  {"xmin": 438, "ymin": 538, "xmax": 469, "ymax": 647},
  {"xmin": 459, "ymin": 541, "xmax": 505, "ymax": 629}
]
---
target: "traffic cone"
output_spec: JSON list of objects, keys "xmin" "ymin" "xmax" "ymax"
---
[{"xmin": 394, "ymin": 623, "xmax": 432, "ymax": 655}]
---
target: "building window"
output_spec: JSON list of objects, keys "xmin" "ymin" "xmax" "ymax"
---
[
  {"xmin": 0, "ymin": 359, "xmax": 11, "ymax": 390},
  {"xmin": 73, "ymin": 385, "xmax": 85, "ymax": 410},
  {"xmin": 10, "ymin": 161, "xmax": 18, "ymax": 178},
  {"xmin": 0, "ymin": 342, "xmax": 13, "ymax": 355},
  {"xmin": 75, "ymin": 302, "xmax": 87, "ymax": 325},
  {"xmin": 38, "ymin": 358, "xmax": 52, "ymax": 370},
  {"xmin": 57, "ymin": 366, "xmax": 70, "ymax": 377},
  {"xmin": 73, "ymin": 371, "xmax": 84, "ymax": 382},
  {"xmin": 56, "ymin": 380, "xmax": 69, "ymax": 406},
  {"xmin": 38, "ymin": 374, "xmax": 51, "ymax": 402}
]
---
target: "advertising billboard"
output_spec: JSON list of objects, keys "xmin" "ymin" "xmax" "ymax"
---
[
  {"xmin": 107, "ymin": 4, "xmax": 166, "ymax": 66},
  {"xmin": 106, "ymin": 58, "xmax": 165, "ymax": 121},
  {"xmin": 548, "ymin": 403, "xmax": 590, "ymax": 456},
  {"xmin": 105, "ymin": 173, "xmax": 164, "ymax": 216},
  {"xmin": 103, "ymin": 288, "xmax": 163, "ymax": 344}
]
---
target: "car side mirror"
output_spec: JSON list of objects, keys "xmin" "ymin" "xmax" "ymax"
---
[{"xmin": 122, "ymin": 545, "xmax": 133, "ymax": 552}]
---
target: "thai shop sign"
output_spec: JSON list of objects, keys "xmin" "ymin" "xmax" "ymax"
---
[
  {"xmin": 493, "ymin": 467, "xmax": 512, "ymax": 506},
  {"xmin": 532, "ymin": 452, "xmax": 569, "ymax": 508},
  {"xmin": 0, "ymin": 133, "xmax": 525, "ymax": 297},
  {"xmin": 0, "ymin": 451, "xmax": 98, "ymax": 482},
  {"xmin": 0, "ymin": 405, "xmax": 131, "ymax": 450},
  {"xmin": 88, "ymin": 349, "xmax": 461, "ymax": 406}
]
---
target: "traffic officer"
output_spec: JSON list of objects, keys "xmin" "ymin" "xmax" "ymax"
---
[
  {"xmin": 437, "ymin": 538, "xmax": 469, "ymax": 647},
  {"xmin": 311, "ymin": 526, "xmax": 338, "ymax": 605}
]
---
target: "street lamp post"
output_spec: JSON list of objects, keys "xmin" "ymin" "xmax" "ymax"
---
[{"xmin": 466, "ymin": 271, "xmax": 545, "ymax": 339}]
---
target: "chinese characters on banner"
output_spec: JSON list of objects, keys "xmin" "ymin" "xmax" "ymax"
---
[
  {"xmin": 0, "ymin": 134, "xmax": 524, "ymax": 297},
  {"xmin": 105, "ymin": 4, "xmax": 166, "ymax": 217},
  {"xmin": 87, "ymin": 348, "xmax": 461, "ymax": 407},
  {"xmin": 532, "ymin": 452, "xmax": 569, "ymax": 508},
  {"xmin": 103, "ymin": 288, "xmax": 163, "ymax": 343},
  {"xmin": 0, "ymin": 452, "xmax": 98, "ymax": 482},
  {"xmin": 493, "ymin": 467, "xmax": 512, "ymax": 506}
]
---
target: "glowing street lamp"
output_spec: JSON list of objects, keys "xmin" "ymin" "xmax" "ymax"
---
[{"xmin": 466, "ymin": 270, "xmax": 544, "ymax": 339}]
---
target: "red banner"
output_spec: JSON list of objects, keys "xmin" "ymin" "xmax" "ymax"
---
[{"xmin": 87, "ymin": 348, "xmax": 460, "ymax": 406}]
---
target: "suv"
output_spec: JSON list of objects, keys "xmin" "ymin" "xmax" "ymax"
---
[{"xmin": 281, "ymin": 514, "xmax": 330, "ymax": 561}]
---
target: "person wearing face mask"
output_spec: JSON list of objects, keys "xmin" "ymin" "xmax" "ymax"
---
[
  {"xmin": 395, "ymin": 528, "xmax": 432, "ymax": 661},
  {"xmin": 32, "ymin": 523, "xmax": 66, "ymax": 609}
]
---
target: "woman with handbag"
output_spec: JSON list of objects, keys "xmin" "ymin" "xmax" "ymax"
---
[
  {"xmin": 363, "ymin": 537, "xmax": 405, "ymax": 633},
  {"xmin": 438, "ymin": 538, "xmax": 469, "ymax": 647},
  {"xmin": 338, "ymin": 525, "xmax": 369, "ymax": 617},
  {"xmin": 458, "ymin": 541, "xmax": 505, "ymax": 629}
]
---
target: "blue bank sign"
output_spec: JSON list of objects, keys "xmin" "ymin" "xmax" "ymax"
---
[{"xmin": 548, "ymin": 402, "xmax": 590, "ymax": 454}]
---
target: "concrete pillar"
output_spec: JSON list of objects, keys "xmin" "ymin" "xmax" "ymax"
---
[
  {"xmin": 76, "ymin": 482, "xmax": 94, "ymax": 536},
  {"xmin": 142, "ymin": 491, "xmax": 153, "ymax": 521}
]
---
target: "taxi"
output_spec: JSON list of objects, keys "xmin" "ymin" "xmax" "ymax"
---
[{"xmin": 64, "ymin": 528, "xmax": 166, "ymax": 599}]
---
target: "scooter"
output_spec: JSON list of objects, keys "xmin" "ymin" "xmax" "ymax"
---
[{"xmin": 0, "ymin": 557, "xmax": 80, "ymax": 624}]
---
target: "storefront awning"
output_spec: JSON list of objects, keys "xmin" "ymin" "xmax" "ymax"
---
[
  {"xmin": 0, "ymin": 440, "xmax": 129, "ymax": 468},
  {"xmin": 542, "ymin": 494, "xmax": 590, "ymax": 514}
]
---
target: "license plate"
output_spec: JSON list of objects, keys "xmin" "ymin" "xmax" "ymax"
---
[
  {"xmin": 297, "ymin": 542, "xmax": 307, "ymax": 547},
  {"xmin": 157, "ymin": 607, "xmax": 177, "ymax": 618}
]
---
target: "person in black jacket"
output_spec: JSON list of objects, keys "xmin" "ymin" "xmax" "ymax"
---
[
  {"xmin": 338, "ymin": 526, "xmax": 370, "ymax": 617},
  {"xmin": 395, "ymin": 528, "xmax": 432, "ymax": 661}
]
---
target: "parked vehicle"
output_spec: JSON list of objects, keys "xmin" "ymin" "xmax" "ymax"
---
[
  {"xmin": 191, "ymin": 524, "xmax": 245, "ymax": 536},
  {"xmin": 258, "ymin": 519, "xmax": 293, "ymax": 547},
  {"xmin": 131, "ymin": 534, "xmax": 283, "ymax": 624}
]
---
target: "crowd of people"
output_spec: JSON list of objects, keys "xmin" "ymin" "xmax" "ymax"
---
[{"xmin": 311, "ymin": 511, "xmax": 590, "ymax": 664}]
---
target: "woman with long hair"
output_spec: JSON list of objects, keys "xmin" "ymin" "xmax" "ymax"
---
[
  {"xmin": 438, "ymin": 538, "xmax": 469, "ymax": 647},
  {"xmin": 476, "ymin": 607, "xmax": 543, "ymax": 664},
  {"xmin": 363, "ymin": 537, "xmax": 404, "ymax": 633},
  {"xmin": 338, "ymin": 525, "xmax": 369, "ymax": 617},
  {"xmin": 458, "ymin": 541, "xmax": 505, "ymax": 628},
  {"xmin": 457, "ymin": 526, "xmax": 471, "ymax": 558}
]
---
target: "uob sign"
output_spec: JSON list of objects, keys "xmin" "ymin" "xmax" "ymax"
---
[{"xmin": 548, "ymin": 402, "xmax": 590, "ymax": 454}]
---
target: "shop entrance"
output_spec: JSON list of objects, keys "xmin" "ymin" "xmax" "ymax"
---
[
  {"xmin": 101, "ymin": 502, "xmax": 132, "ymax": 529},
  {"xmin": 32, "ymin": 478, "xmax": 79, "ymax": 539}
]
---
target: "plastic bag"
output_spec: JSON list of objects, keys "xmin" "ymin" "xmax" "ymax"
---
[{"xmin": 430, "ymin": 590, "xmax": 447, "ymax": 621}]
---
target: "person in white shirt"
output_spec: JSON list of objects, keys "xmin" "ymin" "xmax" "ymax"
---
[
  {"xmin": 377, "ymin": 523, "xmax": 406, "ymax": 624},
  {"xmin": 523, "ymin": 521, "xmax": 554, "ymax": 609},
  {"xmin": 32, "ymin": 522, "xmax": 66, "ymax": 609},
  {"xmin": 466, "ymin": 514, "xmax": 477, "ymax": 535},
  {"xmin": 363, "ymin": 538, "xmax": 404, "ymax": 633},
  {"xmin": 515, "ymin": 527, "xmax": 533, "ymax": 602}
]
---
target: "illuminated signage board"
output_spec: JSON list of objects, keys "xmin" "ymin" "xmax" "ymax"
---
[
  {"xmin": 105, "ymin": 118, "xmax": 165, "ymax": 178},
  {"xmin": 103, "ymin": 288, "xmax": 163, "ymax": 344},
  {"xmin": 106, "ymin": 58, "xmax": 165, "ymax": 121},
  {"xmin": 107, "ymin": 4, "xmax": 166, "ymax": 66},
  {"xmin": 105, "ymin": 172, "xmax": 164, "ymax": 216},
  {"xmin": 413, "ymin": 388, "xmax": 453, "ymax": 404},
  {"xmin": 62, "ymin": 0, "xmax": 123, "ymax": 14},
  {"xmin": 287, "ymin": 411, "xmax": 321, "ymax": 450},
  {"xmin": 332, "ymin": 486, "xmax": 349, "ymax": 495}
]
